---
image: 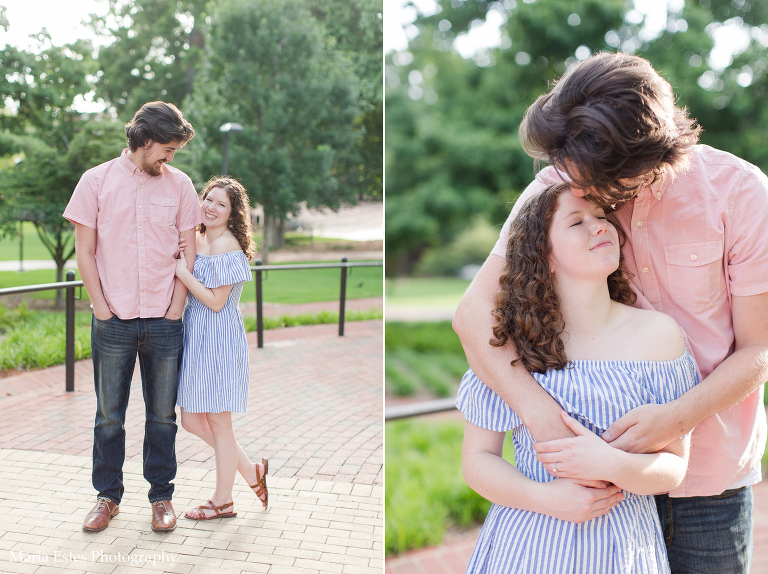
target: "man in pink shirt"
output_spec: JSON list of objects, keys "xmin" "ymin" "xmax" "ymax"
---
[
  {"xmin": 63, "ymin": 102, "xmax": 202, "ymax": 533},
  {"xmin": 454, "ymin": 53, "xmax": 768, "ymax": 573}
]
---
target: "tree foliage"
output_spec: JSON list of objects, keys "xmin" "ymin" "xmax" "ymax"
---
[
  {"xmin": 89, "ymin": 0, "xmax": 210, "ymax": 117},
  {"xmin": 386, "ymin": 0, "xmax": 768, "ymax": 274},
  {"xmin": 184, "ymin": 0, "xmax": 363, "ymax": 258},
  {"xmin": 0, "ymin": 36, "xmax": 127, "ymax": 305},
  {"xmin": 0, "ymin": 122, "xmax": 126, "ymax": 305},
  {"xmin": 308, "ymin": 0, "xmax": 384, "ymax": 199}
]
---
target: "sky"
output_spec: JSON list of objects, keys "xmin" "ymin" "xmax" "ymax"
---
[
  {"xmin": 0, "ymin": 0, "xmax": 109, "ymax": 50},
  {"xmin": 0, "ymin": 0, "xmax": 111, "ymax": 112}
]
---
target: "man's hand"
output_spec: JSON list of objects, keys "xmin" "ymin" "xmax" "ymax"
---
[
  {"xmin": 601, "ymin": 402, "xmax": 683, "ymax": 454},
  {"xmin": 92, "ymin": 306, "xmax": 114, "ymax": 321},
  {"xmin": 164, "ymin": 306, "xmax": 183, "ymax": 321}
]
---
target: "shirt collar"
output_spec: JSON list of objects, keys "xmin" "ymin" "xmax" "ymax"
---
[{"xmin": 118, "ymin": 148, "xmax": 144, "ymax": 176}]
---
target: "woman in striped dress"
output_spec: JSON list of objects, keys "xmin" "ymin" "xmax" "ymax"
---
[
  {"xmin": 173, "ymin": 177, "xmax": 269, "ymax": 520},
  {"xmin": 458, "ymin": 183, "xmax": 697, "ymax": 573}
]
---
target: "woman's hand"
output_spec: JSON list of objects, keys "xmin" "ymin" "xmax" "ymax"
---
[
  {"xmin": 537, "ymin": 477, "xmax": 624, "ymax": 523},
  {"xmin": 178, "ymin": 235, "xmax": 188, "ymax": 255},
  {"xmin": 175, "ymin": 251, "xmax": 188, "ymax": 277},
  {"xmin": 533, "ymin": 411, "xmax": 619, "ymax": 482}
]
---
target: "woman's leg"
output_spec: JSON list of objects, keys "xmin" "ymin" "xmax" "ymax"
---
[
  {"xmin": 180, "ymin": 409, "xmax": 265, "ymax": 493},
  {"xmin": 206, "ymin": 411, "xmax": 239, "ymax": 505}
]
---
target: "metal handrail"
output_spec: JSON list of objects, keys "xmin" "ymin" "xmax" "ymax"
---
[
  {"xmin": 250, "ymin": 257, "xmax": 383, "ymax": 348},
  {"xmin": 0, "ymin": 271, "xmax": 82, "ymax": 392},
  {"xmin": 385, "ymin": 398, "xmax": 457, "ymax": 421},
  {"xmin": 0, "ymin": 257, "xmax": 384, "ymax": 390}
]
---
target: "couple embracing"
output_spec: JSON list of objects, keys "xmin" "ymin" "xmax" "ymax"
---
[
  {"xmin": 454, "ymin": 53, "xmax": 768, "ymax": 573},
  {"xmin": 63, "ymin": 102, "xmax": 268, "ymax": 532}
]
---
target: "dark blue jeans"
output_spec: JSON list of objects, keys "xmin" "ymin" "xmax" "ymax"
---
[
  {"xmin": 91, "ymin": 315, "xmax": 183, "ymax": 504},
  {"xmin": 656, "ymin": 487, "xmax": 753, "ymax": 574}
]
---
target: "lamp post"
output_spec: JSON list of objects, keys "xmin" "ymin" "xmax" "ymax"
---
[
  {"xmin": 219, "ymin": 122, "xmax": 244, "ymax": 175},
  {"xmin": 17, "ymin": 220, "xmax": 25, "ymax": 273},
  {"xmin": 15, "ymin": 158, "xmax": 25, "ymax": 273}
]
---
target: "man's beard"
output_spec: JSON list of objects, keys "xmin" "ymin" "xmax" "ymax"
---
[{"xmin": 142, "ymin": 159, "xmax": 164, "ymax": 177}]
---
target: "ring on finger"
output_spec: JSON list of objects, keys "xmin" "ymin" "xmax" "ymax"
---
[{"xmin": 553, "ymin": 462, "xmax": 558, "ymax": 473}]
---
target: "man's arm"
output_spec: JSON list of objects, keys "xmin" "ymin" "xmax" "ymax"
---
[
  {"xmin": 164, "ymin": 228, "xmax": 196, "ymax": 320},
  {"xmin": 74, "ymin": 223, "xmax": 112, "ymax": 320},
  {"xmin": 604, "ymin": 291, "xmax": 768, "ymax": 452},
  {"xmin": 453, "ymin": 254, "xmax": 574, "ymax": 442}
]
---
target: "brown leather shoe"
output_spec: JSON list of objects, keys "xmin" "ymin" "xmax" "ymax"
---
[
  {"xmin": 151, "ymin": 500, "xmax": 176, "ymax": 532},
  {"xmin": 83, "ymin": 497, "xmax": 119, "ymax": 532}
]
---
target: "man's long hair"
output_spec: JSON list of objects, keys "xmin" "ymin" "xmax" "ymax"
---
[
  {"xmin": 125, "ymin": 101, "xmax": 195, "ymax": 151},
  {"xmin": 490, "ymin": 183, "xmax": 636, "ymax": 373},
  {"xmin": 519, "ymin": 52, "xmax": 701, "ymax": 206}
]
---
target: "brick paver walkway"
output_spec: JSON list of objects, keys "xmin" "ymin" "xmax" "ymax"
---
[{"xmin": 0, "ymin": 321, "xmax": 383, "ymax": 573}]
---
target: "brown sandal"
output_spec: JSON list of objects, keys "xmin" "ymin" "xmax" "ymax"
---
[
  {"xmin": 249, "ymin": 458, "xmax": 269, "ymax": 508},
  {"xmin": 184, "ymin": 500, "xmax": 237, "ymax": 520}
]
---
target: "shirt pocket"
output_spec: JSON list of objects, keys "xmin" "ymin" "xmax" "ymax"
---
[
  {"xmin": 149, "ymin": 197, "xmax": 178, "ymax": 226},
  {"xmin": 664, "ymin": 240, "xmax": 725, "ymax": 313}
]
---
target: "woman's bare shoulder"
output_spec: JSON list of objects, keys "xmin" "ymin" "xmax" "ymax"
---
[
  {"xmin": 618, "ymin": 305, "xmax": 685, "ymax": 362},
  {"xmin": 209, "ymin": 232, "xmax": 242, "ymax": 256}
]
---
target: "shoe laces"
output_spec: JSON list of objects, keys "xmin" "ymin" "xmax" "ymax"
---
[
  {"xmin": 152, "ymin": 500, "xmax": 169, "ymax": 510},
  {"xmin": 95, "ymin": 497, "xmax": 113, "ymax": 509}
]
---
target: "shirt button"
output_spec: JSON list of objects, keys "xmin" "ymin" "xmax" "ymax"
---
[
  {"xmin": 140, "ymin": 247, "xmax": 143, "ymax": 250},
  {"xmin": 655, "ymin": 192, "xmax": 662, "ymax": 199},
  {"xmin": 636, "ymin": 220, "xmax": 643, "ymax": 227},
  {"xmin": 138, "ymin": 204, "xmax": 142, "ymax": 208},
  {"xmin": 691, "ymin": 254, "xmax": 697, "ymax": 261},
  {"xmin": 138, "ymin": 225, "xmax": 142, "ymax": 229},
  {"xmin": 642, "ymin": 266, "xmax": 650, "ymax": 273}
]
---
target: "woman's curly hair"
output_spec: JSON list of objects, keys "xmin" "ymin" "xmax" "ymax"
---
[
  {"xmin": 490, "ymin": 183, "xmax": 636, "ymax": 373},
  {"xmin": 198, "ymin": 177, "xmax": 258, "ymax": 260}
]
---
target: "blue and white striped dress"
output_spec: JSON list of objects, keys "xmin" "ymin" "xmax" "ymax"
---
[
  {"xmin": 177, "ymin": 250, "xmax": 252, "ymax": 413},
  {"xmin": 456, "ymin": 351, "xmax": 699, "ymax": 574}
]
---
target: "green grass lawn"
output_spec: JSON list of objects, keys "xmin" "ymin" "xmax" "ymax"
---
[
  {"xmin": 0, "ymin": 264, "xmax": 383, "ymax": 304},
  {"xmin": 0, "ymin": 224, "xmax": 367, "ymax": 262},
  {"xmin": 0, "ymin": 222, "xmax": 57, "ymax": 261},
  {"xmin": 385, "ymin": 418, "xmax": 515, "ymax": 556},
  {"xmin": 385, "ymin": 276, "xmax": 471, "ymax": 308},
  {"xmin": 385, "ymin": 321, "xmax": 468, "ymax": 397}
]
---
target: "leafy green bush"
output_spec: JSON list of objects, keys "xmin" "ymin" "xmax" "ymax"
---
[
  {"xmin": 0, "ymin": 308, "xmax": 92, "ymax": 371},
  {"xmin": 242, "ymin": 308, "xmax": 382, "ymax": 332},
  {"xmin": 385, "ymin": 321, "xmax": 465, "ymax": 354},
  {"xmin": 386, "ymin": 419, "xmax": 515, "ymax": 556},
  {"xmin": 385, "ymin": 322, "xmax": 468, "ymax": 397},
  {"xmin": 0, "ymin": 306, "xmax": 382, "ymax": 374},
  {"xmin": 415, "ymin": 218, "xmax": 499, "ymax": 276}
]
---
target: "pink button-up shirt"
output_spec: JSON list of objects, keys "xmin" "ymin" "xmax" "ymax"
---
[
  {"xmin": 492, "ymin": 145, "xmax": 768, "ymax": 497},
  {"xmin": 64, "ymin": 149, "xmax": 202, "ymax": 320}
]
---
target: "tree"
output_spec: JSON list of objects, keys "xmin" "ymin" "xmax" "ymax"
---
[
  {"xmin": 0, "ymin": 121, "xmax": 126, "ymax": 307},
  {"xmin": 0, "ymin": 34, "xmax": 125, "ymax": 307},
  {"xmin": 89, "ymin": 0, "xmax": 211, "ymax": 117},
  {"xmin": 185, "ymin": 0, "xmax": 362, "ymax": 262},
  {"xmin": 0, "ymin": 34, "xmax": 95, "ymax": 148},
  {"xmin": 309, "ymin": 0, "xmax": 384, "ymax": 200}
]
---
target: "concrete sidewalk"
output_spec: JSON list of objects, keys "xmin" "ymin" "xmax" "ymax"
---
[{"xmin": 0, "ymin": 321, "xmax": 383, "ymax": 573}]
